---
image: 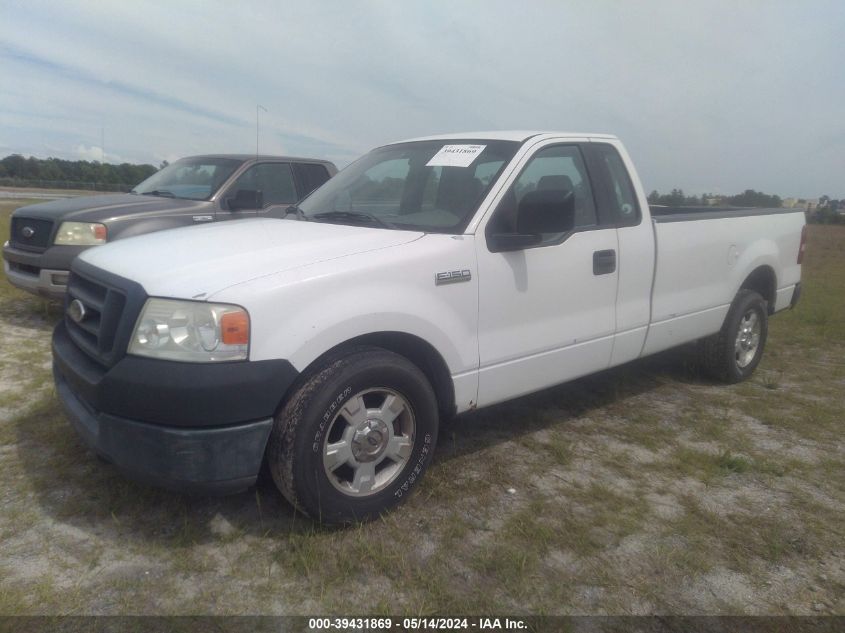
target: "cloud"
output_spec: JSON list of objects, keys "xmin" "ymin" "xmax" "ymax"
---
[
  {"xmin": 74, "ymin": 144, "xmax": 127, "ymax": 164},
  {"xmin": 1, "ymin": 0, "xmax": 843, "ymax": 197},
  {"xmin": 74, "ymin": 144, "xmax": 104, "ymax": 162}
]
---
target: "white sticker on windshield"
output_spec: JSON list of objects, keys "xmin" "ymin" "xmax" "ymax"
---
[{"xmin": 426, "ymin": 144, "xmax": 487, "ymax": 168}]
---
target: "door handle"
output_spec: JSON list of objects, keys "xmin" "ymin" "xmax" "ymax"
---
[{"xmin": 593, "ymin": 249, "xmax": 616, "ymax": 275}]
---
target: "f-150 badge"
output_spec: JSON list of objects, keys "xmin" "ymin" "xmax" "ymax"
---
[{"xmin": 435, "ymin": 270, "xmax": 472, "ymax": 285}]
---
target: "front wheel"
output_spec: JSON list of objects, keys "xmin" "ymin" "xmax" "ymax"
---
[
  {"xmin": 266, "ymin": 347, "xmax": 439, "ymax": 524},
  {"xmin": 699, "ymin": 289, "xmax": 769, "ymax": 383}
]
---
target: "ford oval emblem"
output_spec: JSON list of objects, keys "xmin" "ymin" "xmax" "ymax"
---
[
  {"xmin": 67, "ymin": 299, "xmax": 86, "ymax": 323},
  {"xmin": 21, "ymin": 226, "xmax": 35, "ymax": 238}
]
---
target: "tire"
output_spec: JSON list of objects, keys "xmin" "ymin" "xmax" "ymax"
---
[
  {"xmin": 267, "ymin": 347, "xmax": 439, "ymax": 524},
  {"xmin": 699, "ymin": 289, "xmax": 768, "ymax": 383}
]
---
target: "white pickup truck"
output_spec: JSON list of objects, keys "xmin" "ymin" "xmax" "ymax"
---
[{"xmin": 52, "ymin": 131, "xmax": 806, "ymax": 524}]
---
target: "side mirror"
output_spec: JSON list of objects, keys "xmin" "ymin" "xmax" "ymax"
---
[
  {"xmin": 488, "ymin": 233, "xmax": 542, "ymax": 252},
  {"xmin": 488, "ymin": 189, "xmax": 576, "ymax": 253},
  {"xmin": 516, "ymin": 189, "xmax": 575, "ymax": 234},
  {"xmin": 228, "ymin": 189, "xmax": 263, "ymax": 211}
]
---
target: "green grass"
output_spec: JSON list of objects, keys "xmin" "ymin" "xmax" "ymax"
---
[{"xmin": 715, "ymin": 450, "xmax": 752, "ymax": 474}]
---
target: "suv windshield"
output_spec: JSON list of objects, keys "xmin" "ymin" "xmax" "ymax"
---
[
  {"xmin": 132, "ymin": 157, "xmax": 243, "ymax": 200},
  {"xmin": 298, "ymin": 140, "xmax": 519, "ymax": 232}
]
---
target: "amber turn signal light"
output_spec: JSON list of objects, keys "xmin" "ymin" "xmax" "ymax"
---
[{"xmin": 221, "ymin": 310, "xmax": 249, "ymax": 345}]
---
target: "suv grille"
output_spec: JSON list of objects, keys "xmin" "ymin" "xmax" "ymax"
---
[
  {"xmin": 10, "ymin": 217, "xmax": 54, "ymax": 251},
  {"xmin": 65, "ymin": 272, "xmax": 128, "ymax": 367}
]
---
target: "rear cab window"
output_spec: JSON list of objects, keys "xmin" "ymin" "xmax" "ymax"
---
[{"xmin": 586, "ymin": 143, "xmax": 641, "ymax": 226}]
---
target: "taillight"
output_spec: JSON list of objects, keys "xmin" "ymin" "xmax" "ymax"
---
[{"xmin": 797, "ymin": 225, "xmax": 807, "ymax": 264}]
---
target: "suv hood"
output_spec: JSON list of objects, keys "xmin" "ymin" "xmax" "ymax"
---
[
  {"xmin": 79, "ymin": 218, "xmax": 423, "ymax": 298},
  {"xmin": 12, "ymin": 193, "xmax": 207, "ymax": 222}
]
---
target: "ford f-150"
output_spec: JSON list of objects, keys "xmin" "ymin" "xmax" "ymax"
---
[{"xmin": 51, "ymin": 131, "xmax": 805, "ymax": 524}]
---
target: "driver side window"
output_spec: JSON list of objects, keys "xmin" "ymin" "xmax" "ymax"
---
[
  {"xmin": 226, "ymin": 162, "xmax": 297, "ymax": 209},
  {"xmin": 489, "ymin": 145, "xmax": 597, "ymax": 243}
]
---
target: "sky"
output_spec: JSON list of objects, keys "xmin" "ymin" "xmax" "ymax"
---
[{"xmin": 1, "ymin": 0, "xmax": 843, "ymax": 198}]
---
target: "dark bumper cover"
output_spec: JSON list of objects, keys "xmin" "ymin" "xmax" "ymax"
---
[
  {"xmin": 55, "ymin": 366, "xmax": 272, "ymax": 494},
  {"xmin": 52, "ymin": 321, "xmax": 299, "ymax": 494}
]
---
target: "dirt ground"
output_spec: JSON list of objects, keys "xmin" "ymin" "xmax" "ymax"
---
[{"xmin": 0, "ymin": 201, "xmax": 842, "ymax": 615}]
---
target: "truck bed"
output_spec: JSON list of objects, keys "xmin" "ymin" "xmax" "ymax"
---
[
  {"xmin": 649, "ymin": 205, "xmax": 798, "ymax": 220},
  {"xmin": 641, "ymin": 206, "xmax": 805, "ymax": 357}
]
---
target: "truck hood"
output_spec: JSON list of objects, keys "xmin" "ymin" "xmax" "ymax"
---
[
  {"xmin": 11, "ymin": 193, "xmax": 208, "ymax": 222},
  {"xmin": 78, "ymin": 218, "xmax": 424, "ymax": 298}
]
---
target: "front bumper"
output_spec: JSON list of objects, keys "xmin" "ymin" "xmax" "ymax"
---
[
  {"xmin": 3, "ymin": 260, "xmax": 69, "ymax": 300},
  {"xmin": 55, "ymin": 366, "xmax": 273, "ymax": 494},
  {"xmin": 3, "ymin": 241, "xmax": 87, "ymax": 300},
  {"xmin": 52, "ymin": 320, "xmax": 299, "ymax": 494}
]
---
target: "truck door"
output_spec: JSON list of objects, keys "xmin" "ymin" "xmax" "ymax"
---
[
  {"xmin": 583, "ymin": 141, "xmax": 655, "ymax": 366},
  {"xmin": 475, "ymin": 141, "xmax": 619, "ymax": 406},
  {"xmin": 220, "ymin": 162, "xmax": 299, "ymax": 220}
]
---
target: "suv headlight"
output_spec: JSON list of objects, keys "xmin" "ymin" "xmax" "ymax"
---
[
  {"xmin": 129, "ymin": 298, "xmax": 249, "ymax": 362},
  {"xmin": 54, "ymin": 222, "xmax": 107, "ymax": 245}
]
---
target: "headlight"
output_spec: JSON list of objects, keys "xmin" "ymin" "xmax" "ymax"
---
[
  {"xmin": 54, "ymin": 222, "xmax": 107, "ymax": 245},
  {"xmin": 129, "ymin": 298, "xmax": 249, "ymax": 362}
]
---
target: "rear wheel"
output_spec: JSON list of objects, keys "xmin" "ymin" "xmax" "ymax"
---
[
  {"xmin": 699, "ymin": 289, "xmax": 768, "ymax": 383},
  {"xmin": 267, "ymin": 347, "xmax": 438, "ymax": 524}
]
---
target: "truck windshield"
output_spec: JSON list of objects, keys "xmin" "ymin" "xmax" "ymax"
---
[
  {"xmin": 132, "ymin": 157, "xmax": 243, "ymax": 200},
  {"xmin": 298, "ymin": 140, "xmax": 520, "ymax": 232}
]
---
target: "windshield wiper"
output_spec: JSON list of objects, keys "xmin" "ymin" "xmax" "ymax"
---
[
  {"xmin": 285, "ymin": 204, "xmax": 309, "ymax": 221},
  {"xmin": 312, "ymin": 211, "xmax": 392, "ymax": 229},
  {"xmin": 141, "ymin": 190, "xmax": 176, "ymax": 198}
]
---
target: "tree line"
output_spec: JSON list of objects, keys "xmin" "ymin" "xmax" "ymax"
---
[
  {"xmin": 813, "ymin": 195, "xmax": 844, "ymax": 224},
  {"xmin": 647, "ymin": 188, "xmax": 783, "ymax": 208},
  {"xmin": 0, "ymin": 154, "xmax": 157, "ymax": 188}
]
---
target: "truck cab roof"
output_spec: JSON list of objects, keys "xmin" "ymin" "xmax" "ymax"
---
[
  {"xmin": 180, "ymin": 154, "xmax": 337, "ymax": 167},
  {"xmin": 395, "ymin": 130, "xmax": 619, "ymax": 144}
]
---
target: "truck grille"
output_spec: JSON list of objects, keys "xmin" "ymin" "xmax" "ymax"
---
[
  {"xmin": 65, "ymin": 271, "xmax": 128, "ymax": 367},
  {"xmin": 10, "ymin": 217, "xmax": 54, "ymax": 251}
]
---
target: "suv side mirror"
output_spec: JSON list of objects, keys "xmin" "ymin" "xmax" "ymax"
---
[
  {"xmin": 229, "ymin": 189, "xmax": 263, "ymax": 211},
  {"xmin": 488, "ymin": 189, "xmax": 576, "ymax": 253}
]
